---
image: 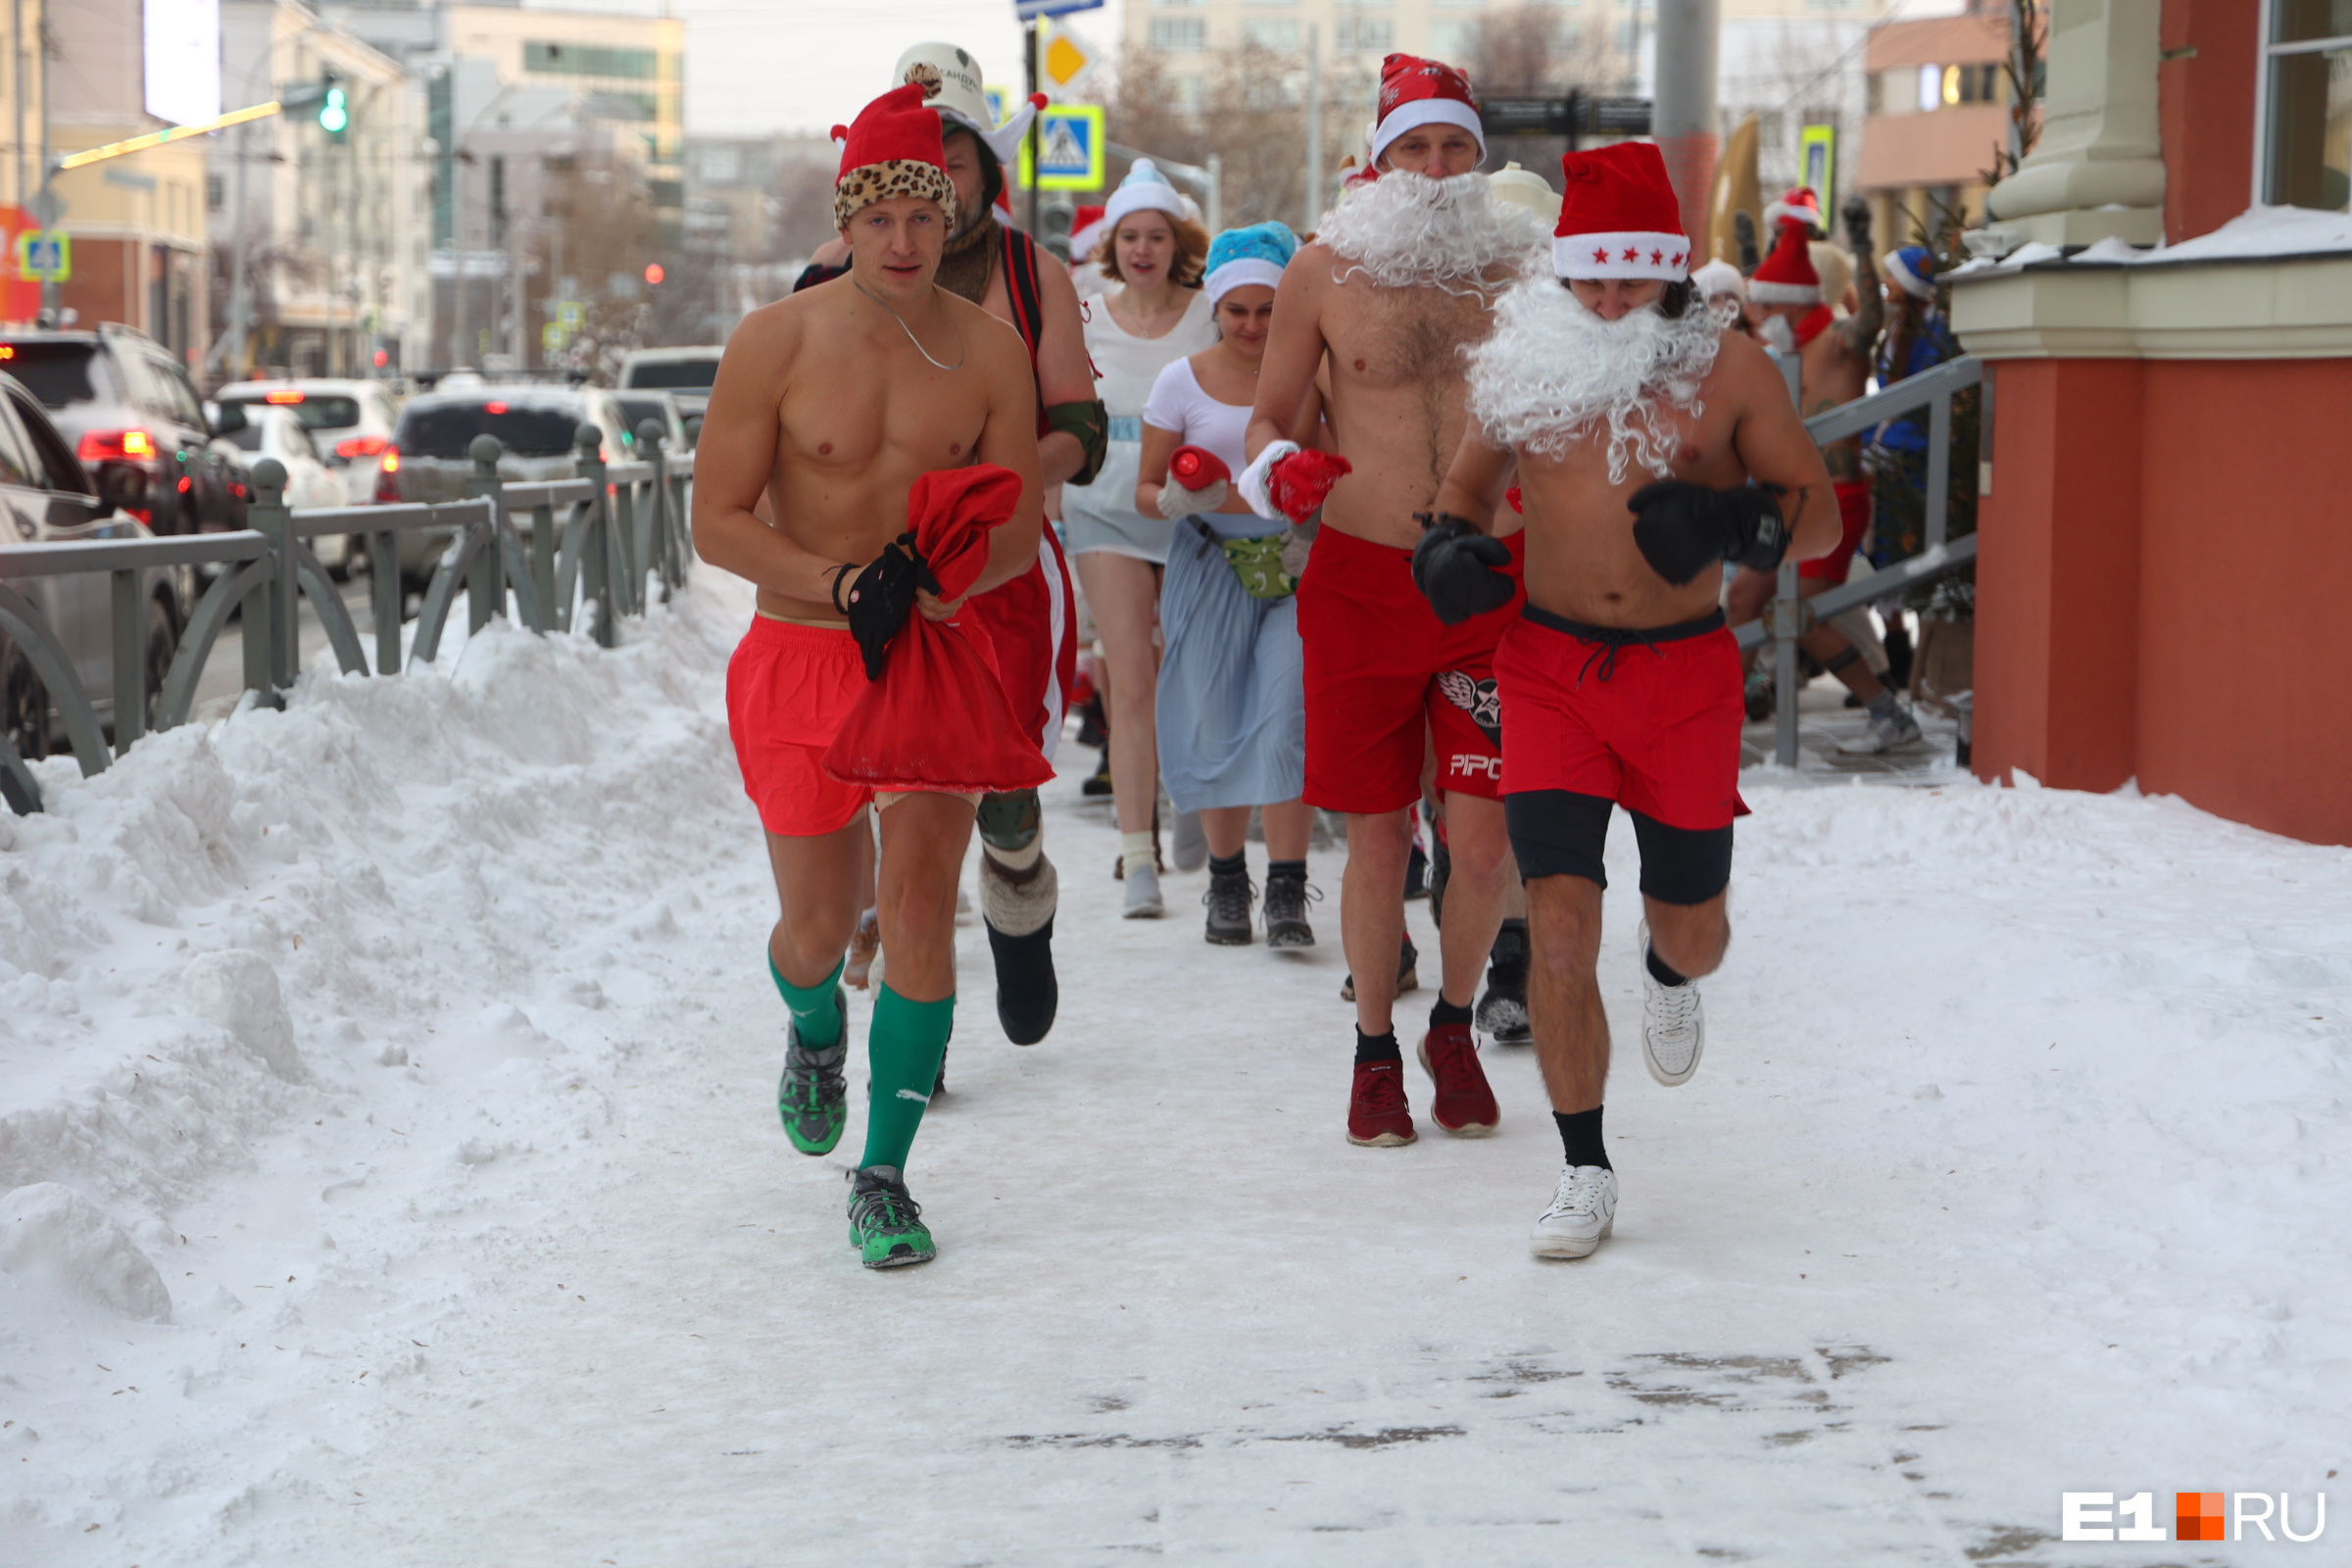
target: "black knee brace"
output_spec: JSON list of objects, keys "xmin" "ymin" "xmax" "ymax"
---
[{"xmin": 976, "ymin": 788, "xmax": 1041, "ymax": 853}]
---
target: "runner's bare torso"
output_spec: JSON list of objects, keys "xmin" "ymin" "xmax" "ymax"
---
[{"xmin": 1254, "ymin": 243, "xmax": 1513, "ymax": 549}]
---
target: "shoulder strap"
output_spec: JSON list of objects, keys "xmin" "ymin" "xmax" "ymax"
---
[{"xmin": 1002, "ymin": 228, "xmax": 1046, "ymax": 368}]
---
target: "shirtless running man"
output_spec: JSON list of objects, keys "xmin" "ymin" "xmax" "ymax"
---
[
  {"xmin": 1422, "ymin": 142, "xmax": 1838, "ymax": 1258},
  {"xmin": 1243, "ymin": 53, "xmax": 1544, "ymax": 1149},
  {"xmin": 692, "ymin": 84, "xmax": 1045, "ymax": 1268}
]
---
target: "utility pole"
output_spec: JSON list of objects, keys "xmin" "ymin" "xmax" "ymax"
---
[
  {"xmin": 1304, "ymin": 24, "xmax": 1322, "ymax": 233},
  {"xmin": 1650, "ymin": 0, "xmax": 1720, "ymax": 247},
  {"xmin": 1023, "ymin": 22, "xmax": 1040, "ymax": 236},
  {"xmin": 12, "ymin": 0, "xmax": 24, "ymax": 215}
]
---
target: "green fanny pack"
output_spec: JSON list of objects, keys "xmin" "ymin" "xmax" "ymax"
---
[{"xmin": 1193, "ymin": 519, "xmax": 1296, "ymax": 600}]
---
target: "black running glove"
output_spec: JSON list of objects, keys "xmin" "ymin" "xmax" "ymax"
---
[
  {"xmin": 1411, "ymin": 512, "xmax": 1515, "ymax": 625},
  {"xmin": 838, "ymin": 531, "xmax": 942, "ymax": 680},
  {"xmin": 1627, "ymin": 481, "xmax": 1788, "ymax": 586}
]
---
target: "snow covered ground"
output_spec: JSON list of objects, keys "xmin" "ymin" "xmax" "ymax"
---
[{"xmin": 3, "ymin": 571, "xmax": 2346, "ymax": 1566}]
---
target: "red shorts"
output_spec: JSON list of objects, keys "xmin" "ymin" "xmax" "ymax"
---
[
  {"xmin": 1296, "ymin": 524, "xmax": 1525, "ymax": 814},
  {"xmin": 1797, "ymin": 480, "xmax": 1872, "ymax": 585},
  {"xmin": 1494, "ymin": 606, "xmax": 1748, "ymax": 831},
  {"xmin": 964, "ymin": 529, "xmax": 1077, "ymax": 766}
]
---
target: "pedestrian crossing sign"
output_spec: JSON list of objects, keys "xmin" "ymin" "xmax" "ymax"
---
[
  {"xmin": 1016, "ymin": 104, "xmax": 1104, "ymax": 192},
  {"xmin": 16, "ymin": 229, "xmax": 69, "ymax": 282}
]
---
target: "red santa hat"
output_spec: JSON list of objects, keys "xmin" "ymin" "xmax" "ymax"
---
[
  {"xmin": 1746, "ymin": 220, "xmax": 1823, "ymax": 305},
  {"xmin": 1368, "ymin": 54, "xmax": 1485, "ymax": 169},
  {"xmin": 1763, "ymin": 186, "xmax": 1825, "ymax": 234},
  {"xmin": 1550, "ymin": 141, "xmax": 1690, "ymax": 281},
  {"xmin": 831, "ymin": 83, "xmax": 957, "ymax": 233},
  {"xmin": 1067, "ymin": 204, "xmax": 1109, "ymax": 264}
]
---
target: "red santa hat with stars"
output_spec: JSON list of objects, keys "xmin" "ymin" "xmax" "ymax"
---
[
  {"xmin": 1368, "ymin": 54, "xmax": 1486, "ymax": 169},
  {"xmin": 1550, "ymin": 141, "xmax": 1690, "ymax": 281}
]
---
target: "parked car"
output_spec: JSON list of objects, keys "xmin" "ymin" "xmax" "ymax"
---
[
  {"xmin": 0, "ymin": 325, "xmax": 243, "ymax": 536},
  {"xmin": 0, "ymin": 370, "xmax": 185, "ymax": 761},
  {"xmin": 373, "ymin": 385, "xmax": 635, "ymax": 590},
  {"xmin": 213, "ymin": 377, "xmax": 403, "ymax": 505},
  {"xmin": 615, "ymin": 347, "xmax": 721, "ymax": 419},
  {"xmin": 613, "ymin": 389, "xmax": 691, "ymax": 455},
  {"xmin": 208, "ymin": 402, "xmax": 354, "ymax": 573}
]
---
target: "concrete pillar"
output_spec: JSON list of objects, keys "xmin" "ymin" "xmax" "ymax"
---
[
  {"xmin": 1651, "ymin": 0, "xmax": 1720, "ymax": 247},
  {"xmin": 1983, "ymin": 0, "xmax": 2166, "ymax": 247}
]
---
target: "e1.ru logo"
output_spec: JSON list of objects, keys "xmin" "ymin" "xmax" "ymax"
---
[{"xmin": 2061, "ymin": 1492, "xmax": 2326, "ymax": 1542}]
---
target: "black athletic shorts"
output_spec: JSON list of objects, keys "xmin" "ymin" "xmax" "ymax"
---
[{"xmin": 1504, "ymin": 789, "xmax": 1732, "ymax": 906}]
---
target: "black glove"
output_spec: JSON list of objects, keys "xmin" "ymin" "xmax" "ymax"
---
[
  {"xmin": 1840, "ymin": 194, "xmax": 1872, "ymax": 253},
  {"xmin": 1628, "ymin": 482, "xmax": 1788, "ymax": 587},
  {"xmin": 1410, "ymin": 512, "xmax": 1515, "ymax": 625},
  {"xmin": 837, "ymin": 531, "xmax": 941, "ymax": 680}
]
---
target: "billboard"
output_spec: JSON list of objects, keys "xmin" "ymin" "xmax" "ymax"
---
[{"xmin": 144, "ymin": 0, "xmax": 221, "ymax": 128}]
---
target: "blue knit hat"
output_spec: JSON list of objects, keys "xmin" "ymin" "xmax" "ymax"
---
[
  {"xmin": 1885, "ymin": 244, "xmax": 1937, "ymax": 301},
  {"xmin": 1203, "ymin": 221, "xmax": 1299, "ymax": 304}
]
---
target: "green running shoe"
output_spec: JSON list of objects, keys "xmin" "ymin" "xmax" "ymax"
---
[
  {"xmin": 776, "ymin": 993, "xmax": 848, "ymax": 1155},
  {"xmin": 847, "ymin": 1164, "xmax": 935, "ymax": 1268}
]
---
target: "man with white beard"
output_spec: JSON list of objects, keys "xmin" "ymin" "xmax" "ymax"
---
[
  {"xmin": 1420, "ymin": 143, "xmax": 1838, "ymax": 1259},
  {"xmin": 1243, "ymin": 55, "xmax": 1545, "ymax": 1151}
]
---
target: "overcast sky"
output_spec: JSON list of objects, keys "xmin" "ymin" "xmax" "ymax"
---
[{"xmin": 552, "ymin": 0, "xmax": 1128, "ymax": 140}]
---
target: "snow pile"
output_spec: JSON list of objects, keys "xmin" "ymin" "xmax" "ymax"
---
[
  {"xmin": 2139, "ymin": 202, "xmax": 2352, "ymax": 264},
  {"xmin": 2, "ymin": 569, "xmax": 2347, "ymax": 1563}
]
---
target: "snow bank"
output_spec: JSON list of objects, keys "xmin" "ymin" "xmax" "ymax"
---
[{"xmin": 0, "ymin": 1183, "xmax": 171, "ymax": 1321}]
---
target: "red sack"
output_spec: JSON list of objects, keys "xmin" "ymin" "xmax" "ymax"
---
[
  {"xmin": 1169, "ymin": 445, "xmax": 1231, "ymax": 489},
  {"xmin": 823, "ymin": 466, "xmax": 1054, "ymax": 795},
  {"xmin": 1269, "ymin": 449, "xmax": 1352, "ymax": 522}
]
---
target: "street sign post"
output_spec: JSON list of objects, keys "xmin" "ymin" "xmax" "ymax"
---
[
  {"xmin": 17, "ymin": 230, "xmax": 70, "ymax": 282},
  {"xmin": 1017, "ymin": 104, "xmax": 1105, "ymax": 191},
  {"xmin": 1013, "ymin": 0, "xmax": 1103, "ymax": 19}
]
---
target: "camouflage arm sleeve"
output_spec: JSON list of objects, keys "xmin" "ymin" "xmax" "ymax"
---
[{"xmin": 1043, "ymin": 399, "xmax": 1108, "ymax": 487}]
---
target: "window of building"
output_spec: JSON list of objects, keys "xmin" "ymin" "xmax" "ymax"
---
[
  {"xmin": 1337, "ymin": 17, "xmax": 1395, "ymax": 53},
  {"xmin": 1428, "ymin": 19, "xmax": 1478, "ymax": 56},
  {"xmin": 2262, "ymin": 0, "xmax": 2352, "ymax": 210},
  {"xmin": 1151, "ymin": 16, "xmax": 1207, "ymax": 52},
  {"xmin": 523, "ymin": 41, "xmax": 660, "ymax": 80},
  {"xmin": 1245, "ymin": 19, "xmax": 1301, "ymax": 50}
]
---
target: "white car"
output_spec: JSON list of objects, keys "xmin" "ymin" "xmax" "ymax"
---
[
  {"xmin": 213, "ymin": 377, "xmax": 402, "ymax": 505},
  {"xmin": 209, "ymin": 404, "xmax": 355, "ymax": 571},
  {"xmin": 616, "ymin": 347, "xmax": 722, "ymax": 420}
]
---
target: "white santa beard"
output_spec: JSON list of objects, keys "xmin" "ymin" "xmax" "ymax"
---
[
  {"xmin": 1313, "ymin": 172, "xmax": 1544, "ymax": 293},
  {"xmin": 1464, "ymin": 278, "xmax": 1726, "ymax": 485}
]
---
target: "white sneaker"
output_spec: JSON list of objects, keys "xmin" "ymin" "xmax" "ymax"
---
[
  {"xmin": 1122, "ymin": 859, "xmax": 1165, "ymax": 918},
  {"xmin": 1837, "ymin": 704, "xmax": 1924, "ymax": 755},
  {"xmin": 1531, "ymin": 1164, "xmax": 1618, "ymax": 1259},
  {"xmin": 1637, "ymin": 918, "xmax": 1704, "ymax": 1087},
  {"xmin": 1171, "ymin": 809, "xmax": 1208, "ymax": 873}
]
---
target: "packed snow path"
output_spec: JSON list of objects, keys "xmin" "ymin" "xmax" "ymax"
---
[{"xmin": 3, "ymin": 574, "xmax": 2345, "ymax": 1566}]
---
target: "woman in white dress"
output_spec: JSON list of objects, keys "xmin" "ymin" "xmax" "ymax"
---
[{"xmin": 1061, "ymin": 160, "xmax": 1218, "ymax": 917}]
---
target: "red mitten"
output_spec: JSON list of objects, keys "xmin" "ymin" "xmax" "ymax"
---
[
  {"xmin": 1267, "ymin": 449, "xmax": 1353, "ymax": 523},
  {"xmin": 1169, "ymin": 446, "xmax": 1231, "ymax": 489}
]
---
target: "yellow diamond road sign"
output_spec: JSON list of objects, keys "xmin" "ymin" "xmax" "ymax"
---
[{"xmin": 1043, "ymin": 21, "xmax": 1098, "ymax": 94}]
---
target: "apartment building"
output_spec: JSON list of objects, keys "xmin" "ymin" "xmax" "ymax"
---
[{"xmin": 1852, "ymin": 0, "xmax": 2014, "ymax": 245}]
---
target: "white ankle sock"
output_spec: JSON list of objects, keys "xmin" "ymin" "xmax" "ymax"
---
[{"xmin": 1120, "ymin": 831, "xmax": 1155, "ymax": 878}]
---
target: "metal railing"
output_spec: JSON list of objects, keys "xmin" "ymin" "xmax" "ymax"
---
[
  {"xmin": 1739, "ymin": 353, "xmax": 1983, "ymax": 766},
  {"xmin": 0, "ymin": 419, "xmax": 695, "ymax": 814}
]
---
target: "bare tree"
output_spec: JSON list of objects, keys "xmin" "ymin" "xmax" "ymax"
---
[
  {"xmin": 1466, "ymin": 2, "xmax": 1614, "ymax": 96},
  {"xmin": 766, "ymin": 153, "xmax": 842, "ymax": 264}
]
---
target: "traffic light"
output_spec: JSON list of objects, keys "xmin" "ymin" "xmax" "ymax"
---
[
  {"xmin": 318, "ymin": 80, "xmax": 348, "ymax": 141},
  {"xmin": 643, "ymin": 263, "xmax": 664, "ymax": 286}
]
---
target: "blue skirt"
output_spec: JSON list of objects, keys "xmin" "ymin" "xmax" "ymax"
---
[{"xmin": 1155, "ymin": 517, "xmax": 1305, "ymax": 812}]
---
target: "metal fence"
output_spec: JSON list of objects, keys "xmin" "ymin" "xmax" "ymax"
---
[
  {"xmin": 0, "ymin": 420, "xmax": 695, "ymax": 815},
  {"xmin": 1740, "ymin": 352, "xmax": 1983, "ymax": 766}
]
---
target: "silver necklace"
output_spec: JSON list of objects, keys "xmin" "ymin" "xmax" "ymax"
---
[{"xmin": 855, "ymin": 278, "xmax": 964, "ymax": 371}]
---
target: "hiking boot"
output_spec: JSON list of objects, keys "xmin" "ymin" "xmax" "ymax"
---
[
  {"xmin": 1346, "ymin": 1059, "xmax": 1416, "ymax": 1147},
  {"xmin": 1203, "ymin": 863, "xmax": 1254, "ymax": 945},
  {"xmin": 776, "ymin": 999, "xmax": 848, "ymax": 1156},
  {"xmin": 1637, "ymin": 919, "xmax": 1705, "ymax": 1087},
  {"xmin": 1743, "ymin": 667, "xmax": 1776, "ymax": 722},
  {"xmin": 1342, "ymin": 933, "xmax": 1418, "ymax": 1003},
  {"xmin": 980, "ymin": 853, "xmax": 1057, "ymax": 1046},
  {"xmin": 1081, "ymin": 750, "xmax": 1113, "ymax": 797},
  {"xmin": 846, "ymin": 1164, "xmax": 935, "ymax": 1269},
  {"xmin": 1417, "ymin": 1022, "xmax": 1499, "ymax": 1135},
  {"xmin": 1838, "ymin": 703, "xmax": 1924, "ymax": 755},
  {"xmin": 1530, "ymin": 1165, "xmax": 1618, "ymax": 1260},
  {"xmin": 1263, "ymin": 866, "xmax": 1318, "ymax": 950},
  {"xmin": 1477, "ymin": 918, "xmax": 1532, "ymax": 1045}
]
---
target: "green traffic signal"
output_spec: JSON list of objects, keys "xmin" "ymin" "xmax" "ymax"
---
[{"xmin": 318, "ymin": 86, "xmax": 347, "ymax": 135}]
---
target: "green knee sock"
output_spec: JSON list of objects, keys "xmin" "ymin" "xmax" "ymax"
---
[
  {"xmin": 860, "ymin": 984, "xmax": 955, "ymax": 1173},
  {"xmin": 769, "ymin": 954, "xmax": 846, "ymax": 1051}
]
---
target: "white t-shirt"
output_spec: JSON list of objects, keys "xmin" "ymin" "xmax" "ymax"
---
[
  {"xmin": 1143, "ymin": 357, "xmax": 1274, "ymax": 538},
  {"xmin": 1083, "ymin": 289, "xmax": 1217, "ymax": 417}
]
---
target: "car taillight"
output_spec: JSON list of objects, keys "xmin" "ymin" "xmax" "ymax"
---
[
  {"xmin": 78, "ymin": 428, "xmax": 157, "ymax": 463},
  {"xmin": 334, "ymin": 434, "xmax": 387, "ymax": 460},
  {"xmin": 374, "ymin": 445, "xmax": 400, "ymax": 503}
]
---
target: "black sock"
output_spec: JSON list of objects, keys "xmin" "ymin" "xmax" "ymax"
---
[
  {"xmin": 1266, "ymin": 858, "xmax": 1304, "ymax": 880},
  {"xmin": 1208, "ymin": 850, "xmax": 1247, "ymax": 877},
  {"xmin": 1554, "ymin": 1106, "xmax": 1610, "ymax": 1170},
  {"xmin": 1354, "ymin": 1028, "xmax": 1401, "ymax": 1066},
  {"xmin": 1645, "ymin": 943, "xmax": 1689, "ymax": 988},
  {"xmin": 1429, "ymin": 996, "xmax": 1472, "ymax": 1028}
]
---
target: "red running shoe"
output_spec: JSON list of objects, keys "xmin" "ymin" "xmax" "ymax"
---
[
  {"xmin": 1418, "ymin": 1023, "xmax": 1499, "ymax": 1136},
  {"xmin": 1346, "ymin": 1060, "xmax": 1417, "ymax": 1147}
]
